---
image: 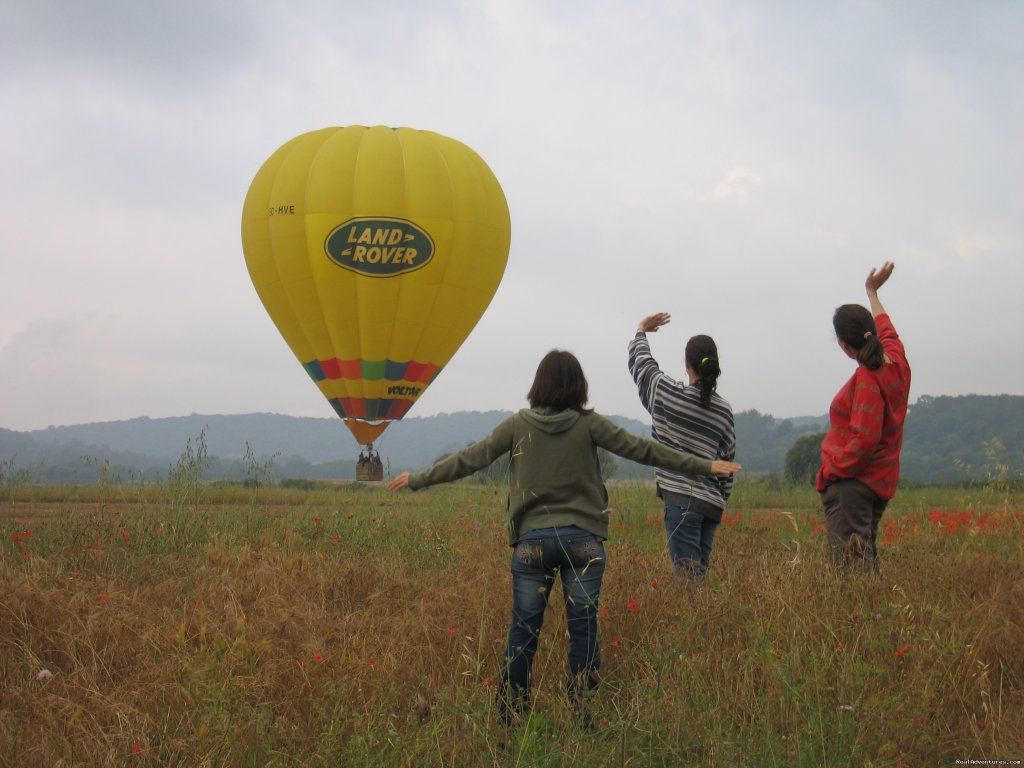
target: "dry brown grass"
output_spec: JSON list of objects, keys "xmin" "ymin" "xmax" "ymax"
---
[{"xmin": 1, "ymin": 481, "xmax": 1022, "ymax": 766}]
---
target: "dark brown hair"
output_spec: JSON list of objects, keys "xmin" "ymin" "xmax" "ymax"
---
[
  {"xmin": 833, "ymin": 304, "xmax": 884, "ymax": 370},
  {"xmin": 685, "ymin": 335, "xmax": 721, "ymax": 408},
  {"xmin": 527, "ymin": 350, "xmax": 593, "ymax": 414}
]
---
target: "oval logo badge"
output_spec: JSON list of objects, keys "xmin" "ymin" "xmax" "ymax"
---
[{"xmin": 325, "ymin": 217, "xmax": 435, "ymax": 277}]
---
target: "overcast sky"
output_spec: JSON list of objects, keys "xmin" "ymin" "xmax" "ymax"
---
[{"xmin": 1, "ymin": 1, "xmax": 1021, "ymax": 442}]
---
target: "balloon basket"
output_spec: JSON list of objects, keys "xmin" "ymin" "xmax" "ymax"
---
[{"xmin": 356, "ymin": 445, "xmax": 384, "ymax": 482}]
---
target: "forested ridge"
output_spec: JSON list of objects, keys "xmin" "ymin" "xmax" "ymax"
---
[{"xmin": 1, "ymin": 395, "xmax": 1020, "ymax": 484}]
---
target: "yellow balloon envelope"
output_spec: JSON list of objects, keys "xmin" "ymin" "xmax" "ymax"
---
[{"xmin": 241, "ymin": 126, "xmax": 511, "ymax": 446}]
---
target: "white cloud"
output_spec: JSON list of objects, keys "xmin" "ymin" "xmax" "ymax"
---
[
  {"xmin": 949, "ymin": 231, "xmax": 1014, "ymax": 266},
  {"xmin": 703, "ymin": 166, "xmax": 764, "ymax": 204}
]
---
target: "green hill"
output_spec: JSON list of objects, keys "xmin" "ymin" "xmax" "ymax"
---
[{"xmin": 1, "ymin": 395, "xmax": 1021, "ymax": 484}]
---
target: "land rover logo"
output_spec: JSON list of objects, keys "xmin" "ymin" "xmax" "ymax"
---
[{"xmin": 325, "ymin": 217, "xmax": 435, "ymax": 277}]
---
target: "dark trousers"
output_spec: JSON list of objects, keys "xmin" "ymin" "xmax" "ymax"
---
[{"xmin": 820, "ymin": 479, "xmax": 888, "ymax": 571}]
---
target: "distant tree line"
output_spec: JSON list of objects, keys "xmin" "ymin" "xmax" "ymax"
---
[
  {"xmin": 2, "ymin": 395, "xmax": 1021, "ymax": 485},
  {"xmin": 0, "ymin": 429, "xmax": 358, "ymax": 486}
]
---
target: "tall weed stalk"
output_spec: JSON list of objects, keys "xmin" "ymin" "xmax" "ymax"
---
[{"xmin": 162, "ymin": 428, "xmax": 212, "ymax": 550}]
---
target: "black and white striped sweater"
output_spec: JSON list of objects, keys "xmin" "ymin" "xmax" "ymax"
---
[{"xmin": 628, "ymin": 332, "xmax": 736, "ymax": 513}]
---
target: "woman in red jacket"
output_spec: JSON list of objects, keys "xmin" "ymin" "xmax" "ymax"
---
[{"xmin": 817, "ymin": 262, "xmax": 911, "ymax": 571}]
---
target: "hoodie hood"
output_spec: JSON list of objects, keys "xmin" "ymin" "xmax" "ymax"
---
[{"xmin": 518, "ymin": 406, "xmax": 582, "ymax": 434}]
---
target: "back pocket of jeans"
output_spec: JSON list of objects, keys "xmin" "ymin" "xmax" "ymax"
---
[
  {"xmin": 513, "ymin": 541, "xmax": 542, "ymax": 567},
  {"xmin": 568, "ymin": 538, "xmax": 604, "ymax": 567}
]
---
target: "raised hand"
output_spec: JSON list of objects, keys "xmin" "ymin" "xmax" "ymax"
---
[
  {"xmin": 865, "ymin": 261, "xmax": 895, "ymax": 317},
  {"xmin": 866, "ymin": 261, "xmax": 894, "ymax": 294},
  {"xmin": 637, "ymin": 312, "xmax": 671, "ymax": 333}
]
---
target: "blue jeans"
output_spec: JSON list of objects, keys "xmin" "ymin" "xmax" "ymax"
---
[
  {"xmin": 664, "ymin": 498, "xmax": 720, "ymax": 580},
  {"xmin": 501, "ymin": 527, "xmax": 606, "ymax": 716}
]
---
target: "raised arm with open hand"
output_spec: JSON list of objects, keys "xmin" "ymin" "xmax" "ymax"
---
[
  {"xmin": 865, "ymin": 261, "xmax": 894, "ymax": 318},
  {"xmin": 637, "ymin": 312, "xmax": 671, "ymax": 333}
]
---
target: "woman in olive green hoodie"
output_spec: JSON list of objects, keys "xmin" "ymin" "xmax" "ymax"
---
[{"xmin": 388, "ymin": 350, "xmax": 740, "ymax": 726}]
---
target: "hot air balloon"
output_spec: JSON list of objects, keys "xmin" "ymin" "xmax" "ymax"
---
[{"xmin": 241, "ymin": 126, "xmax": 511, "ymax": 480}]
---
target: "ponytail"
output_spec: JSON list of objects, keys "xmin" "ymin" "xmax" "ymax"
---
[
  {"xmin": 685, "ymin": 335, "xmax": 721, "ymax": 408},
  {"xmin": 833, "ymin": 304, "xmax": 884, "ymax": 370},
  {"xmin": 856, "ymin": 334, "xmax": 885, "ymax": 370}
]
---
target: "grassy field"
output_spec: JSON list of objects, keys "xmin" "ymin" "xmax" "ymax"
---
[{"xmin": 1, "ymin": 471, "xmax": 1022, "ymax": 767}]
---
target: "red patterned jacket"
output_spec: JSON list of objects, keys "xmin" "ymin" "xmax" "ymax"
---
[{"xmin": 816, "ymin": 314, "xmax": 911, "ymax": 499}]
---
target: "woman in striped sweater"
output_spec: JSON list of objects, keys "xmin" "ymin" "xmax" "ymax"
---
[{"xmin": 629, "ymin": 315, "xmax": 737, "ymax": 581}]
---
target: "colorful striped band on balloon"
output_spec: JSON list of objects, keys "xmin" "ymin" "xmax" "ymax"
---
[
  {"xmin": 328, "ymin": 398, "xmax": 416, "ymax": 421},
  {"xmin": 303, "ymin": 358, "xmax": 441, "ymax": 384}
]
